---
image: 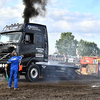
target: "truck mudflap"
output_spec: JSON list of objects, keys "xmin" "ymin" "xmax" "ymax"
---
[{"xmin": 40, "ymin": 63, "xmax": 80, "ymax": 80}]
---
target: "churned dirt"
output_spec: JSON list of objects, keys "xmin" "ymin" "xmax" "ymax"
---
[{"xmin": 0, "ymin": 76, "xmax": 100, "ymax": 100}]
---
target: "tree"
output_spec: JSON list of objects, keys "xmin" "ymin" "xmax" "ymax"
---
[
  {"xmin": 55, "ymin": 32, "xmax": 78, "ymax": 56},
  {"xmin": 78, "ymin": 39, "xmax": 100, "ymax": 56}
]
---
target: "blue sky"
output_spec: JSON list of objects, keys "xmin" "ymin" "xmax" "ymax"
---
[
  {"xmin": 0, "ymin": 0, "xmax": 100, "ymax": 54},
  {"xmin": 67, "ymin": 0, "xmax": 100, "ymax": 14}
]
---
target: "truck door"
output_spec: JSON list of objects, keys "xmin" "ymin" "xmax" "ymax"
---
[{"xmin": 19, "ymin": 32, "xmax": 35, "ymax": 60}]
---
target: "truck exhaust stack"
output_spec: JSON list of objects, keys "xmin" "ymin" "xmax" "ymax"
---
[{"xmin": 22, "ymin": 0, "xmax": 48, "ymax": 23}]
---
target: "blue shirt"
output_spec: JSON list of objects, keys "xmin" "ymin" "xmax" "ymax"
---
[{"xmin": 7, "ymin": 56, "xmax": 23, "ymax": 69}]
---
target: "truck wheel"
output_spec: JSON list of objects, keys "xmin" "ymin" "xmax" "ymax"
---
[
  {"xmin": 66, "ymin": 68, "xmax": 76, "ymax": 80},
  {"xmin": 26, "ymin": 64, "xmax": 40, "ymax": 82}
]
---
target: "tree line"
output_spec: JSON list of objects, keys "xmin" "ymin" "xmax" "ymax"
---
[{"xmin": 55, "ymin": 32, "xmax": 100, "ymax": 56}]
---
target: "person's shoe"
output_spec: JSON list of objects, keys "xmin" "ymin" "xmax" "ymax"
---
[
  {"xmin": 14, "ymin": 88, "xmax": 19, "ymax": 91},
  {"xmin": 7, "ymin": 87, "xmax": 11, "ymax": 89}
]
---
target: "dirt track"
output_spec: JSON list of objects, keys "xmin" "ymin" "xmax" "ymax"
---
[{"xmin": 0, "ymin": 76, "xmax": 100, "ymax": 100}]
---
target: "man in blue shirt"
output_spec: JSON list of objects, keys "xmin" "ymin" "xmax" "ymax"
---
[{"xmin": 5, "ymin": 50, "xmax": 24, "ymax": 90}]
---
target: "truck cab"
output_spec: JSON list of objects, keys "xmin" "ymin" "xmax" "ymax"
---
[{"xmin": 0, "ymin": 23, "xmax": 48, "ymax": 81}]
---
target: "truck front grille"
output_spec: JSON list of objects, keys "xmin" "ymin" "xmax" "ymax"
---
[{"xmin": 0, "ymin": 53, "xmax": 11, "ymax": 61}]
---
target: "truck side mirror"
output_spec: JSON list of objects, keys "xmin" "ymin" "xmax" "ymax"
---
[{"xmin": 25, "ymin": 35, "xmax": 30, "ymax": 42}]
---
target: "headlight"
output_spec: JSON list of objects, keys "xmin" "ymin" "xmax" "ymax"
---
[
  {"xmin": 2, "ymin": 64, "xmax": 5, "ymax": 67},
  {"xmin": 0, "ymin": 64, "xmax": 2, "ymax": 67},
  {"xmin": 0, "ymin": 64, "xmax": 6, "ymax": 67}
]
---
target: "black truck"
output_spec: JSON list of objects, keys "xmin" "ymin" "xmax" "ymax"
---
[{"xmin": 0, "ymin": 23, "xmax": 79, "ymax": 82}]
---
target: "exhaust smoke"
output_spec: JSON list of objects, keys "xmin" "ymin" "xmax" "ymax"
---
[{"xmin": 23, "ymin": 0, "xmax": 48, "ymax": 23}]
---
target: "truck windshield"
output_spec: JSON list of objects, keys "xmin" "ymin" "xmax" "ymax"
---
[{"xmin": 0, "ymin": 32, "xmax": 22, "ymax": 43}]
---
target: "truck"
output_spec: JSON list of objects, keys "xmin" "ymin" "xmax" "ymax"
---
[{"xmin": 0, "ymin": 23, "xmax": 79, "ymax": 82}]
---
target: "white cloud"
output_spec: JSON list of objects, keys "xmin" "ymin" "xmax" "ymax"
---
[
  {"xmin": 0, "ymin": 7, "xmax": 19, "ymax": 17},
  {"xmin": 50, "ymin": 9, "xmax": 100, "ymax": 33},
  {"xmin": 0, "ymin": 3, "xmax": 24, "ymax": 31},
  {"xmin": 79, "ymin": 20, "xmax": 100, "ymax": 32},
  {"xmin": 0, "ymin": 7, "xmax": 22, "ymax": 31},
  {"xmin": 84, "ymin": 34, "xmax": 92, "ymax": 37}
]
